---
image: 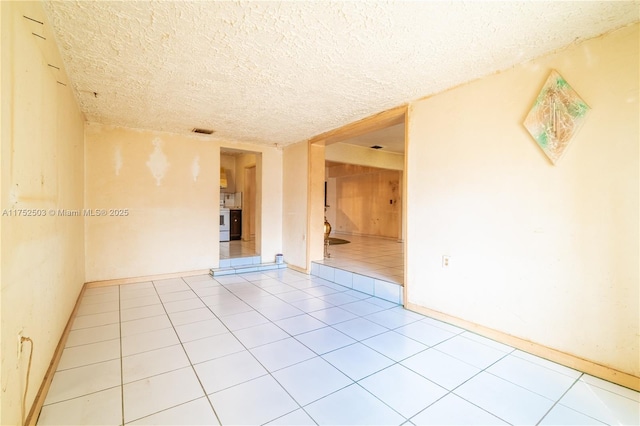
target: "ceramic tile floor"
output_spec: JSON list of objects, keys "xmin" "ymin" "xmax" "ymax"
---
[
  {"xmin": 38, "ymin": 269, "xmax": 639, "ymax": 425},
  {"xmin": 220, "ymin": 239, "xmax": 257, "ymax": 259},
  {"xmin": 319, "ymin": 234, "xmax": 404, "ymax": 285}
]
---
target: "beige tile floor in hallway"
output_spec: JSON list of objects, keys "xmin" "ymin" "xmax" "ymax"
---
[
  {"xmin": 318, "ymin": 234, "xmax": 404, "ymax": 285},
  {"xmin": 36, "ymin": 269, "xmax": 639, "ymax": 425},
  {"xmin": 220, "ymin": 239, "xmax": 257, "ymax": 260}
]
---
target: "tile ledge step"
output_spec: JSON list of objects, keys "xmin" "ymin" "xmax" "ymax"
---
[
  {"xmin": 310, "ymin": 261, "xmax": 403, "ymax": 305},
  {"xmin": 210, "ymin": 262, "xmax": 287, "ymax": 276}
]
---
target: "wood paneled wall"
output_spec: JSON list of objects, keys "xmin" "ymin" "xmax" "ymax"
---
[{"xmin": 328, "ymin": 164, "xmax": 401, "ymax": 238}]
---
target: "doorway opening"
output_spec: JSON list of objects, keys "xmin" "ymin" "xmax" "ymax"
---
[
  {"xmin": 324, "ymin": 159, "xmax": 404, "ymax": 285},
  {"xmin": 307, "ymin": 105, "xmax": 407, "ymax": 304},
  {"xmin": 219, "ymin": 148, "xmax": 260, "ymax": 262}
]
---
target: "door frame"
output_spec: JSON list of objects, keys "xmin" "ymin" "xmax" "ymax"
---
[
  {"xmin": 306, "ymin": 104, "xmax": 408, "ymax": 305},
  {"xmin": 243, "ymin": 164, "xmax": 256, "ymax": 242}
]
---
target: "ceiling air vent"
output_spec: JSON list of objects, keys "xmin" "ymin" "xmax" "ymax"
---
[
  {"xmin": 192, "ymin": 127, "xmax": 215, "ymax": 135},
  {"xmin": 370, "ymin": 145, "xmax": 383, "ymax": 149}
]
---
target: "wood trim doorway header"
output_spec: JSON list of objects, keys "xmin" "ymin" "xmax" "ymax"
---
[{"xmin": 308, "ymin": 104, "xmax": 407, "ymax": 146}]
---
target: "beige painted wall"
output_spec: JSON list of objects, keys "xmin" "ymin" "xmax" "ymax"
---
[
  {"xmin": 283, "ymin": 142, "xmax": 309, "ymax": 269},
  {"xmin": 406, "ymin": 23, "xmax": 639, "ymax": 376},
  {"xmin": 309, "ymin": 143, "xmax": 326, "ymax": 264},
  {"xmin": 86, "ymin": 128, "xmax": 284, "ymax": 279},
  {"xmin": 1, "ymin": 2, "xmax": 86, "ymax": 424},
  {"xmin": 85, "ymin": 124, "xmax": 219, "ymax": 281},
  {"xmin": 282, "ymin": 141, "xmax": 326, "ymax": 270}
]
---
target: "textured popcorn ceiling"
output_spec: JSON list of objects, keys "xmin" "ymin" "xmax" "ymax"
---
[
  {"xmin": 341, "ymin": 124, "xmax": 406, "ymax": 154},
  {"xmin": 43, "ymin": 1, "xmax": 638, "ymax": 146}
]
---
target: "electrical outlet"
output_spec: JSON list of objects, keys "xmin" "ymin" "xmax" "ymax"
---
[
  {"xmin": 17, "ymin": 330, "xmax": 23, "ymax": 360},
  {"xmin": 442, "ymin": 255, "xmax": 451, "ymax": 268}
]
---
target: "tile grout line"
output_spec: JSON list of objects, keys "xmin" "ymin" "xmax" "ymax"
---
[
  {"xmin": 57, "ymin": 275, "xmax": 453, "ymax": 423},
  {"xmin": 337, "ymin": 314, "xmax": 466, "ymax": 422},
  {"xmin": 59, "ymin": 335, "xmax": 121, "ymax": 352},
  {"xmin": 116, "ymin": 280, "xmax": 224, "ymax": 424},
  {"xmin": 573, "ymin": 376, "xmax": 640, "ymax": 402},
  {"xmin": 39, "ymin": 385, "xmax": 123, "ymax": 410},
  {"xmin": 62, "ymin": 271, "xmax": 639, "ymax": 425},
  {"xmin": 183, "ymin": 274, "xmax": 318, "ymax": 424},
  {"xmin": 71, "ymin": 276, "xmax": 324, "ymax": 417},
  {"xmin": 153, "ymin": 277, "xmax": 225, "ymax": 426},
  {"xmin": 284, "ymin": 309, "xmax": 449, "ymax": 423},
  {"xmin": 533, "ymin": 373, "xmax": 593, "ymax": 426},
  {"xmin": 203, "ymin": 270, "xmax": 409, "ymax": 423},
  {"xmin": 118, "ymin": 285, "xmax": 125, "ymax": 426},
  {"xmin": 165, "ymin": 280, "xmax": 523, "ymax": 424},
  {"xmin": 480, "ymin": 357, "xmax": 585, "ymax": 400},
  {"xmin": 455, "ymin": 346, "xmax": 585, "ymax": 411},
  {"xmin": 404, "ymin": 346, "xmax": 515, "ymax": 425},
  {"xmin": 117, "ymin": 279, "xmax": 232, "ymax": 423},
  {"xmin": 254, "ymin": 275, "xmax": 416, "ymax": 422},
  {"xmin": 408, "ymin": 332, "xmax": 520, "ymax": 422},
  {"xmin": 427, "ymin": 333, "xmax": 599, "ymax": 423}
]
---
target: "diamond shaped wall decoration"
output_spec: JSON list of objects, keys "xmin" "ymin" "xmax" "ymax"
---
[{"xmin": 523, "ymin": 70, "xmax": 590, "ymax": 165}]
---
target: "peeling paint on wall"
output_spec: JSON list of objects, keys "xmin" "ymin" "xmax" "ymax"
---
[
  {"xmin": 191, "ymin": 155, "xmax": 200, "ymax": 182},
  {"xmin": 115, "ymin": 147, "xmax": 123, "ymax": 176},
  {"xmin": 146, "ymin": 137, "xmax": 170, "ymax": 186},
  {"xmin": 9, "ymin": 185, "xmax": 19, "ymax": 207}
]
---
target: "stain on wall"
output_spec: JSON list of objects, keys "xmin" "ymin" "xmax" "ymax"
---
[
  {"xmin": 191, "ymin": 155, "xmax": 201, "ymax": 182},
  {"xmin": 146, "ymin": 137, "xmax": 170, "ymax": 186},
  {"xmin": 85, "ymin": 124, "xmax": 218, "ymax": 281}
]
